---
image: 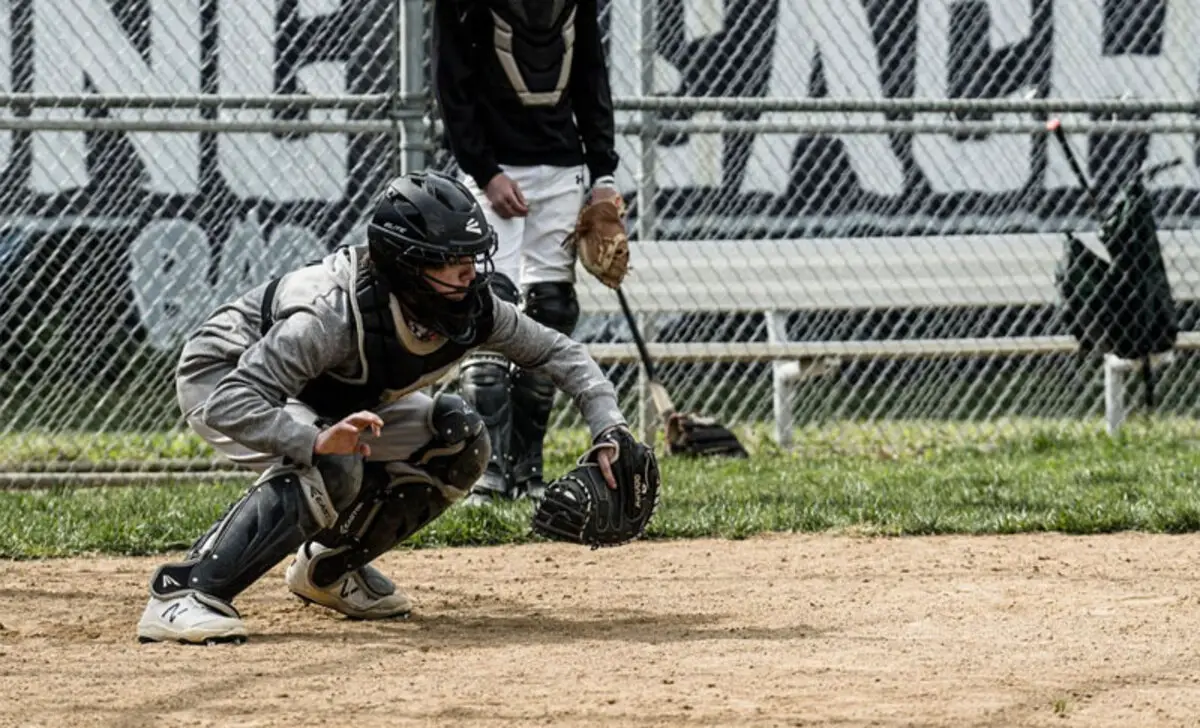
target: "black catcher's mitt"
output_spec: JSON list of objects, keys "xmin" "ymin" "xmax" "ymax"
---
[{"xmin": 531, "ymin": 427, "xmax": 661, "ymax": 548}]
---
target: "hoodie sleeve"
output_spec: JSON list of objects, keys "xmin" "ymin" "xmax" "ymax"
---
[
  {"xmin": 432, "ymin": 0, "xmax": 503, "ymax": 189},
  {"xmin": 483, "ymin": 298, "xmax": 625, "ymax": 438},
  {"xmin": 569, "ymin": 0, "xmax": 619, "ymax": 182},
  {"xmin": 201, "ymin": 310, "xmax": 355, "ymax": 467}
]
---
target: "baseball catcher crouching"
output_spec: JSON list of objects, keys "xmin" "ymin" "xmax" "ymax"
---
[
  {"xmin": 532, "ymin": 425, "xmax": 660, "ymax": 548},
  {"xmin": 135, "ymin": 170, "xmax": 635, "ymax": 645}
]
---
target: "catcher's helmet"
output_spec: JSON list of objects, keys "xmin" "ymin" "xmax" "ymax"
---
[{"xmin": 367, "ymin": 171, "xmax": 497, "ymax": 343}]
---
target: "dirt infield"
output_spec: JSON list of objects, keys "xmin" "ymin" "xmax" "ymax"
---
[{"xmin": 3, "ymin": 533, "xmax": 1200, "ymax": 727}]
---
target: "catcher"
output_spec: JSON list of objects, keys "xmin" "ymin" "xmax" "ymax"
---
[
  {"xmin": 433, "ymin": 0, "xmax": 630, "ymax": 505},
  {"xmin": 136, "ymin": 171, "xmax": 657, "ymax": 645}
]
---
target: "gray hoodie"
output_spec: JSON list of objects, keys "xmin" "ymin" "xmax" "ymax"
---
[{"xmin": 175, "ymin": 246, "xmax": 625, "ymax": 467}]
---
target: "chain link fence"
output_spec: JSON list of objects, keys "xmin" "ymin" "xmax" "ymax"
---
[{"xmin": 3, "ymin": 0, "xmax": 1200, "ymax": 485}]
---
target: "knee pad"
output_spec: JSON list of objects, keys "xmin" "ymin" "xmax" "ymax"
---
[
  {"xmin": 523, "ymin": 282, "xmax": 580, "ymax": 336},
  {"xmin": 412, "ymin": 393, "xmax": 491, "ymax": 496},
  {"xmin": 152, "ymin": 463, "xmax": 350, "ymax": 603},
  {"xmin": 490, "ymin": 272, "xmax": 520, "ymax": 305},
  {"xmin": 309, "ymin": 462, "xmax": 454, "ymax": 587}
]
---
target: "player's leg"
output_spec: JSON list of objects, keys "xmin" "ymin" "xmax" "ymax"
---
[
  {"xmin": 510, "ymin": 165, "xmax": 587, "ymax": 500},
  {"xmin": 284, "ymin": 391, "xmax": 489, "ymax": 618},
  {"xmin": 459, "ymin": 168, "xmax": 528, "ymax": 503},
  {"xmin": 138, "ymin": 406, "xmax": 366, "ymax": 643},
  {"xmin": 457, "ymin": 272, "xmax": 519, "ymax": 503}
]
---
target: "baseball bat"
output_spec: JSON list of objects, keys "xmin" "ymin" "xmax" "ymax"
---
[
  {"xmin": 616, "ymin": 287, "xmax": 676, "ymax": 418},
  {"xmin": 1046, "ymin": 118, "xmax": 1100, "ymax": 214}
]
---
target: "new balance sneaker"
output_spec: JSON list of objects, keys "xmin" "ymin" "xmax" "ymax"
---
[
  {"xmin": 285, "ymin": 543, "xmax": 412, "ymax": 620},
  {"xmin": 136, "ymin": 592, "xmax": 247, "ymax": 644}
]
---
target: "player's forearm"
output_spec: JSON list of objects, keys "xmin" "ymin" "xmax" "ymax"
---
[
  {"xmin": 200, "ymin": 309, "xmax": 350, "ymax": 467},
  {"xmin": 486, "ymin": 300, "xmax": 626, "ymax": 436},
  {"xmin": 433, "ymin": 2, "xmax": 501, "ymax": 188},
  {"xmin": 435, "ymin": 83, "xmax": 501, "ymax": 187},
  {"xmin": 202, "ymin": 391, "xmax": 322, "ymax": 467},
  {"xmin": 571, "ymin": 0, "xmax": 619, "ymax": 182}
]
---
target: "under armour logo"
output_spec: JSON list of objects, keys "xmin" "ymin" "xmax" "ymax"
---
[
  {"xmin": 464, "ymin": 218, "xmax": 482, "ymax": 234},
  {"xmin": 340, "ymin": 581, "xmax": 359, "ymax": 599}
]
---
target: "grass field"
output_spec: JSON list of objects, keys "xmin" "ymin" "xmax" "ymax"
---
[{"xmin": 2, "ymin": 417, "xmax": 1200, "ymax": 558}]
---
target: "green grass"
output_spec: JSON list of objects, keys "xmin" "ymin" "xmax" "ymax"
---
[{"xmin": 2, "ymin": 418, "xmax": 1200, "ymax": 558}]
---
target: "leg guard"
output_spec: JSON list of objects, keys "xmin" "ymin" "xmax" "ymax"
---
[
  {"xmin": 150, "ymin": 455, "xmax": 363, "ymax": 604},
  {"xmin": 458, "ymin": 273, "xmax": 521, "ymax": 500},
  {"xmin": 511, "ymin": 282, "xmax": 580, "ymax": 497},
  {"xmin": 308, "ymin": 462, "xmax": 454, "ymax": 588},
  {"xmin": 457, "ymin": 353, "xmax": 513, "ymax": 499}
]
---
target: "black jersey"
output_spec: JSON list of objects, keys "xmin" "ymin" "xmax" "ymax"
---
[{"xmin": 432, "ymin": 0, "xmax": 619, "ymax": 189}]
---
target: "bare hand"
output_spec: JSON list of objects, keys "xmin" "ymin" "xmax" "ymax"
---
[
  {"xmin": 596, "ymin": 445, "xmax": 618, "ymax": 490},
  {"xmin": 485, "ymin": 173, "xmax": 528, "ymax": 219},
  {"xmin": 313, "ymin": 411, "xmax": 383, "ymax": 457}
]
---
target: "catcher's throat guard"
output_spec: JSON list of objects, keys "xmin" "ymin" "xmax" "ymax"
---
[{"xmin": 531, "ymin": 427, "xmax": 660, "ymax": 548}]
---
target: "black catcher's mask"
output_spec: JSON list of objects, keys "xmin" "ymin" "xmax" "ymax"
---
[{"xmin": 367, "ymin": 171, "xmax": 498, "ymax": 343}]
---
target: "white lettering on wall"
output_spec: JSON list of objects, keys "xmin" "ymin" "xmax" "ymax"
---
[
  {"xmin": 1049, "ymin": 0, "xmax": 1200, "ymax": 190},
  {"xmin": 30, "ymin": 0, "xmax": 201, "ymax": 194},
  {"xmin": 607, "ymin": 0, "xmax": 725, "ymax": 192},
  {"xmin": 218, "ymin": 3, "xmax": 348, "ymax": 201},
  {"xmin": 127, "ymin": 219, "xmax": 214, "ymax": 352},
  {"xmin": 739, "ymin": 0, "xmax": 905, "ymax": 197},
  {"xmin": 129, "ymin": 211, "xmax": 329, "ymax": 351},
  {"xmin": 912, "ymin": 0, "xmax": 1034, "ymax": 193}
]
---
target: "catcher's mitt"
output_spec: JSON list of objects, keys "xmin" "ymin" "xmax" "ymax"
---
[
  {"xmin": 565, "ymin": 193, "xmax": 629, "ymax": 289},
  {"xmin": 666, "ymin": 413, "xmax": 749, "ymax": 458},
  {"xmin": 531, "ymin": 427, "xmax": 660, "ymax": 548}
]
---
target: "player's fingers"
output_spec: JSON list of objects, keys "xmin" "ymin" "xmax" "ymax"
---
[
  {"xmin": 504, "ymin": 191, "xmax": 527, "ymax": 217},
  {"xmin": 345, "ymin": 412, "xmax": 383, "ymax": 432},
  {"xmin": 511, "ymin": 181, "xmax": 528, "ymax": 210},
  {"xmin": 492, "ymin": 195, "xmax": 515, "ymax": 219},
  {"xmin": 598, "ymin": 450, "xmax": 618, "ymax": 490},
  {"xmin": 358, "ymin": 442, "xmax": 371, "ymax": 457}
]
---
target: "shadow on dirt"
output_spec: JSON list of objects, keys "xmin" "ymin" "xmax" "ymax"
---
[{"xmin": 254, "ymin": 601, "xmax": 825, "ymax": 648}]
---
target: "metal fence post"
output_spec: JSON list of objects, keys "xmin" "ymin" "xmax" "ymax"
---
[
  {"xmin": 398, "ymin": 0, "xmax": 428, "ymax": 174},
  {"xmin": 636, "ymin": 0, "xmax": 657, "ymax": 447}
]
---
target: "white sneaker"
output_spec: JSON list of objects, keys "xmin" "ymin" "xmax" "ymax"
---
[
  {"xmin": 285, "ymin": 543, "xmax": 412, "ymax": 620},
  {"xmin": 136, "ymin": 593, "xmax": 248, "ymax": 644}
]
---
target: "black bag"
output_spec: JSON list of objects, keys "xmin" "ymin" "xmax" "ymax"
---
[{"xmin": 1056, "ymin": 165, "xmax": 1179, "ymax": 361}]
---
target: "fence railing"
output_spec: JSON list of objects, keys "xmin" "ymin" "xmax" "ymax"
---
[{"xmin": 3, "ymin": 0, "xmax": 1199, "ymax": 485}]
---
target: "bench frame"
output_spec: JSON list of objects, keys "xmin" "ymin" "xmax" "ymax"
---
[{"xmin": 575, "ymin": 232, "xmax": 1200, "ymax": 445}]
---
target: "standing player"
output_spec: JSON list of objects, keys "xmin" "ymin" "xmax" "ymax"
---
[
  {"xmin": 433, "ymin": 0, "xmax": 622, "ymax": 504},
  {"xmin": 135, "ymin": 171, "xmax": 638, "ymax": 644}
]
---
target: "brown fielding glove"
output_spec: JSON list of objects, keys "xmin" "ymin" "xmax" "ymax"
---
[{"xmin": 566, "ymin": 194, "xmax": 630, "ymax": 289}]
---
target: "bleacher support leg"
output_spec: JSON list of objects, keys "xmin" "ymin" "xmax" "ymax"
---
[
  {"xmin": 766, "ymin": 310, "xmax": 794, "ymax": 448},
  {"xmin": 1104, "ymin": 354, "xmax": 1127, "ymax": 437}
]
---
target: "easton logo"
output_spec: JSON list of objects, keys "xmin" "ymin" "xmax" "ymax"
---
[
  {"xmin": 161, "ymin": 574, "xmax": 182, "ymax": 589},
  {"xmin": 464, "ymin": 218, "xmax": 482, "ymax": 234}
]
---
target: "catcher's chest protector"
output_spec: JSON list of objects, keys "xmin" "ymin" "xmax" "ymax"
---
[
  {"xmin": 481, "ymin": 0, "xmax": 577, "ymax": 107},
  {"xmin": 276, "ymin": 268, "xmax": 494, "ymax": 421}
]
